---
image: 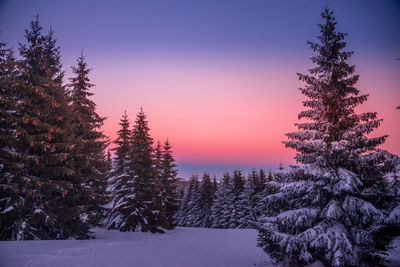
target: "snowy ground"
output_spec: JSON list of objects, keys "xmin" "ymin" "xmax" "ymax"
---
[
  {"xmin": 0, "ymin": 227, "xmax": 269, "ymax": 267},
  {"xmin": 0, "ymin": 228, "xmax": 399, "ymax": 267}
]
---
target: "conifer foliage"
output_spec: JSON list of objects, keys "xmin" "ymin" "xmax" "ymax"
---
[
  {"xmin": 175, "ymin": 175, "xmax": 199, "ymax": 226},
  {"xmin": 105, "ymin": 111, "xmax": 132, "ymax": 229},
  {"xmin": 159, "ymin": 139, "xmax": 179, "ymax": 229},
  {"xmin": 257, "ymin": 8, "xmax": 398, "ymax": 266},
  {"xmin": 228, "ymin": 170, "xmax": 246, "ymax": 228},
  {"xmin": 68, "ymin": 52, "xmax": 108, "ymax": 226},
  {"xmin": 176, "ymin": 169, "xmax": 270, "ymax": 229},
  {"xmin": 106, "ymin": 109, "xmax": 179, "ymax": 233},
  {"xmin": 237, "ymin": 169, "xmax": 267, "ymax": 228},
  {"xmin": 192, "ymin": 173, "xmax": 214, "ymax": 227},
  {"xmin": 126, "ymin": 109, "xmax": 161, "ymax": 232},
  {"xmin": 0, "ymin": 16, "xmax": 112, "ymax": 240},
  {"xmin": 112, "ymin": 111, "xmax": 132, "ymax": 174},
  {"xmin": 16, "ymin": 16, "xmax": 89, "ymax": 239},
  {"xmin": 0, "ymin": 42, "xmax": 24, "ymax": 240},
  {"xmin": 1, "ymin": 16, "xmax": 184, "ymax": 240},
  {"xmin": 210, "ymin": 173, "xmax": 233, "ymax": 228}
]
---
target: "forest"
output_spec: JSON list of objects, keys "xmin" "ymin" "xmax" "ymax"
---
[{"xmin": 1, "ymin": 6, "xmax": 399, "ymax": 267}]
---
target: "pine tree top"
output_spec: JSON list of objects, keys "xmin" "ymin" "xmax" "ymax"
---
[
  {"xmin": 132, "ymin": 108, "xmax": 153, "ymax": 144},
  {"xmin": 69, "ymin": 52, "xmax": 95, "ymax": 106},
  {"xmin": 284, "ymin": 7, "xmax": 386, "ymax": 168},
  {"xmin": 113, "ymin": 111, "xmax": 131, "ymax": 173}
]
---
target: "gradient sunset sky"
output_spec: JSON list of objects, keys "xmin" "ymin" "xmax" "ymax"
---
[{"xmin": 1, "ymin": 0, "xmax": 399, "ymax": 178}]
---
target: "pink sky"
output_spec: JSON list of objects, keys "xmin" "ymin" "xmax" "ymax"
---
[
  {"xmin": 85, "ymin": 52, "xmax": 400, "ymax": 168},
  {"xmin": 2, "ymin": 0, "xmax": 398, "ymax": 177}
]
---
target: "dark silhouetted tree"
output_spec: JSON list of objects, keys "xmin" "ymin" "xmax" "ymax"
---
[
  {"xmin": 228, "ymin": 169, "xmax": 245, "ymax": 228},
  {"xmin": 257, "ymin": 8, "xmax": 397, "ymax": 266},
  {"xmin": 68, "ymin": 52, "xmax": 108, "ymax": 227},
  {"xmin": 192, "ymin": 173, "xmax": 214, "ymax": 227},
  {"xmin": 211, "ymin": 172, "xmax": 233, "ymax": 228},
  {"xmin": 122, "ymin": 108, "xmax": 162, "ymax": 233},
  {"xmin": 177, "ymin": 175, "xmax": 200, "ymax": 226},
  {"xmin": 17, "ymin": 16, "xmax": 89, "ymax": 239},
  {"xmin": 105, "ymin": 111, "xmax": 132, "ymax": 229},
  {"xmin": 0, "ymin": 42, "xmax": 25, "ymax": 240},
  {"xmin": 159, "ymin": 139, "xmax": 179, "ymax": 229}
]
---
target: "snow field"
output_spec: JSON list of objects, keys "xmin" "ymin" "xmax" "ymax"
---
[
  {"xmin": 0, "ymin": 227, "xmax": 398, "ymax": 267},
  {"xmin": 0, "ymin": 227, "xmax": 269, "ymax": 267}
]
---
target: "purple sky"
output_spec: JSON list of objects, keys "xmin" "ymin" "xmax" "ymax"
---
[{"xmin": 1, "ymin": 0, "xmax": 399, "ymax": 178}]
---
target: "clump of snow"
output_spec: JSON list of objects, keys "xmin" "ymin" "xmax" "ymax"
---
[
  {"xmin": 34, "ymin": 208, "xmax": 43, "ymax": 214},
  {"xmin": 387, "ymin": 206, "xmax": 400, "ymax": 224},
  {"xmin": 80, "ymin": 213, "xmax": 88, "ymax": 223},
  {"xmin": 1, "ymin": 206, "xmax": 15, "ymax": 213}
]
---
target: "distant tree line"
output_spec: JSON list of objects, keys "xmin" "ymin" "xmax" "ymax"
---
[{"xmin": 175, "ymin": 169, "xmax": 277, "ymax": 229}]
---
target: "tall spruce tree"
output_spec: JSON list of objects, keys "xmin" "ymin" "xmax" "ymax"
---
[
  {"xmin": 238, "ymin": 169, "xmax": 264, "ymax": 228},
  {"xmin": 112, "ymin": 111, "xmax": 131, "ymax": 174},
  {"xmin": 105, "ymin": 111, "xmax": 132, "ymax": 229},
  {"xmin": 211, "ymin": 172, "xmax": 233, "ymax": 228},
  {"xmin": 68, "ymin": 52, "xmax": 108, "ymax": 226},
  {"xmin": 228, "ymin": 169, "xmax": 245, "ymax": 228},
  {"xmin": 237, "ymin": 177, "xmax": 253, "ymax": 229},
  {"xmin": 159, "ymin": 139, "xmax": 179, "ymax": 229},
  {"xmin": 181, "ymin": 175, "xmax": 200, "ymax": 226},
  {"xmin": 153, "ymin": 140, "xmax": 163, "ymax": 227},
  {"xmin": 257, "ymin": 8, "xmax": 397, "ymax": 266},
  {"xmin": 122, "ymin": 108, "xmax": 162, "ymax": 233},
  {"xmin": 17, "ymin": 16, "xmax": 89, "ymax": 239},
  {"xmin": 192, "ymin": 173, "xmax": 214, "ymax": 228},
  {"xmin": 0, "ymin": 43, "xmax": 25, "ymax": 240},
  {"xmin": 176, "ymin": 175, "xmax": 196, "ymax": 226}
]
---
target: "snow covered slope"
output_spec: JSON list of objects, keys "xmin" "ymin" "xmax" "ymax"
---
[
  {"xmin": 0, "ymin": 227, "xmax": 398, "ymax": 267},
  {"xmin": 0, "ymin": 227, "xmax": 269, "ymax": 267}
]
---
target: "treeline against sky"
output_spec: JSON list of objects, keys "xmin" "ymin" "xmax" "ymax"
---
[
  {"xmin": 0, "ymin": 16, "xmax": 108, "ymax": 240},
  {"xmin": 172, "ymin": 7, "xmax": 400, "ymax": 267},
  {"xmin": 0, "ymin": 16, "xmax": 179, "ymax": 239},
  {"xmin": 1, "ymin": 6, "xmax": 400, "ymax": 267},
  {"xmin": 175, "ymin": 168, "xmax": 278, "ymax": 229}
]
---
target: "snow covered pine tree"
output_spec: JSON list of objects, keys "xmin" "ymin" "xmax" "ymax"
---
[
  {"xmin": 0, "ymin": 41, "xmax": 25, "ymax": 240},
  {"xmin": 211, "ymin": 172, "xmax": 233, "ymax": 229},
  {"xmin": 17, "ymin": 16, "xmax": 90, "ymax": 239},
  {"xmin": 105, "ymin": 111, "xmax": 132, "ymax": 229},
  {"xmin": 113, "ymin": 109, "xmax": 163, "ymax": 233},
  {"xmin": 228, "ymin": 170, "xmax": 246, "ymax": 228},
  {"xmin": 159, "ymin": 139, "xmax": 179, "ymax": 229},
  {"xmin": 68, "ymin": 52, "xmax": 109, "ymax": 227},
  {"xmin": 257, "ymin": 7, "xmax": 399, "ymax": 267},
  {"xmin": 192, "ymin": 173, "xmax": 214, "ymax": 228},
  {"xmin": 237, "ymin": 169, "xmax": 266, "ymax": 229},
  {"xmin": 176, "ymin": 175, "xmax": 200, "ymax": 226}
]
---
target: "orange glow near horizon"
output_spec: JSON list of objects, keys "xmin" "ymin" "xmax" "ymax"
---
[
  {"xmin": 1, "ymin": 0, "xmax": 399, "ymax": 178},
  {"xmin": 88, "ymin": 53, "xmax": 400, "ymax": 168}
]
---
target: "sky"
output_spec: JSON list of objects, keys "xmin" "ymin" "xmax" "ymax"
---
[{"xmin": 0, "ymin": 0, "xmax": 399, "ymax": 179}]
